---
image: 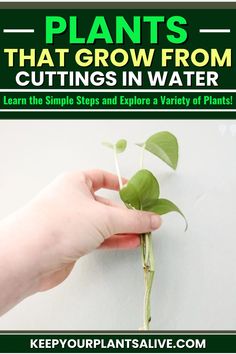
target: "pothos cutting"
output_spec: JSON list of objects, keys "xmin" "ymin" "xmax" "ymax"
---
[{"xmin": 103, "ymin": 131, "xmax": 187, "ymax": 330}]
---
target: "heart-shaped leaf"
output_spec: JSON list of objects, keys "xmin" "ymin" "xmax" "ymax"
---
[
  {"xmin": 119, "ymin": 169, "xmax": 160, "ymax": 210},
  {"xmin": 137, "ymin": 131, "xmax": 178, "ymax": 170},
  {"xmin": 102, "ymin": 139, "xmax": 127, "ymax": 154},
  {"xmin": 145, "ymin": 198, "xmax": 188, "ymax": 231}
]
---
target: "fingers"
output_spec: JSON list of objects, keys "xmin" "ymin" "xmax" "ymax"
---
[
  {"xmin": 95, "ymin": 195, "xmax": 125, "ymax": 208},
  {"xmin": 84, "ymin": 169, "xmax": 127, "ymax": 191},
  {"xmin": 107, "ymin": 207, "xmax": 162, "ymax": 235},
  {"xmin": 99, "ymin": 234, "xmax": 140, "ymax": 249}
]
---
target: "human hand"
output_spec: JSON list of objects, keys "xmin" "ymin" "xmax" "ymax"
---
[{"xmin": 0, "ymin": 170, "xmax": 161, "ymax": 314}]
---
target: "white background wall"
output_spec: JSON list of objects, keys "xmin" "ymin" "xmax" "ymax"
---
[{"xmin": 0, "ymin": 119, "xmax": 235, "ymax": 330}]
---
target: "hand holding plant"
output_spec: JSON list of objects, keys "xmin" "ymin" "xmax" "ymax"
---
[{"xmin": 0, "ymin": 169, "xmax": 161, "ymax": 316}]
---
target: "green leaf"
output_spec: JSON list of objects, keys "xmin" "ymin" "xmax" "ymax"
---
[
  {"xmin": 119, "ymin": 169, "xmax": 160, "ymax": 210},
  {"xmin": 115, "ymin": 139, "xmax": 127, "ymax": 153},
  {"xmin": 137, "ymin": 131, "xmax": 179, "ymax": 170},
  {"xmin": 145, "ymin": 198, "xmax": 188, "ymax": 231}
]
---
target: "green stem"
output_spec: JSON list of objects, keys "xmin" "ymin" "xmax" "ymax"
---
[
  {"xmin": 147, "ymin": 234, "xmax": 155, "ymax": 327},
  {"xmin": 140, "ymin": 234, "xmax": 145, "ymax": 267},
  {"xmin": 139, "ymin": 143, "xmax": 155, "ymax": 330},
  {"xmin": 142, "ymin": 232, "xmax": 155, "ymax": 330},
  {"xmin": 144, "ymin": 233, "xmax": 150, "ymax": 265}
]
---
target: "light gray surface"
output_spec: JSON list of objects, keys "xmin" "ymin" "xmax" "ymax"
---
[{"xmin": 0, "ymin": 119, "xmax": 235, "ymax": 330}]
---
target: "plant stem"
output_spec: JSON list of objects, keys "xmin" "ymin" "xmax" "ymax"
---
[
  {"xmin": 142, "ymin": 232, "xmax": 155, "ymax": 330},
  {"xmin": 139, "ymin": 145, "xmax": 155, "ymax": 330},
  {"xmin": 114, "ymin": 148, "xmax": 123, "ymax": 189}
]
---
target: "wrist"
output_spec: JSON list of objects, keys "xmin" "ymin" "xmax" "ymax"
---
[{"xmin": 0, "ymin": 205, "xmax": 53, "ymax": 314}]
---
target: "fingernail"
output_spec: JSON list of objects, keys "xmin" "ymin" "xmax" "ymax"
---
[{"xmin": 151, "ymin": 215, "xmax": 162, "ymax": 230}]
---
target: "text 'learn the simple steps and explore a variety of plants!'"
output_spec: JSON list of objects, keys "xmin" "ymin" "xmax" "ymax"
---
[{"xmin": 103, "ymin": 131, "xmax": 187, "ymax": 330}]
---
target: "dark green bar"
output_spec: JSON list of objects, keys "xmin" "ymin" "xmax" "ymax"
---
[
  {"xmin": 0, "ymin": 332, "xmax": 236, "ymax": 353},
  {"xmin": 0, "ymin": 4, "xmax": 235, "ymax": 117}
]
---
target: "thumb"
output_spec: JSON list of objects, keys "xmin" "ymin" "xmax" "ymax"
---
[{"xmin": 106, "ymin": 207, "xmax": 161, "ymax": 236}]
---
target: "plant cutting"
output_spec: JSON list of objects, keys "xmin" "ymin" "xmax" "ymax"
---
[{"xmin": 103, "ymin": 131, "xmax": 187, "ymax": 330}]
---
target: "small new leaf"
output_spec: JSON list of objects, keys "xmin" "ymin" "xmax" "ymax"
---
[
  {"xmin": 102, "ymin": 139, "xmax": 127, "ymax": 153},
  {"xmin": 119, "ymin": 169, "xmax": 160, "ymax": 210},
  {"xmin": 137, "ymin": 131, "xmax": 179, "ymax": 170},
  {"xmin": 115, "ymin": 139, "xmax": 127, "ymax": 154},
  {"xmin": 145, "ymin": 198, "xmax": 188, "ymax": 231}
]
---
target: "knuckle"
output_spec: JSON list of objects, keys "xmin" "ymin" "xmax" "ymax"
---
[
  {"xmin": 58, "ymin": 170, "xmax": 85, "ymax": 184},
  {"xmin": 86, "ymin": 168, "xmax": 103, "ymax": 177}
]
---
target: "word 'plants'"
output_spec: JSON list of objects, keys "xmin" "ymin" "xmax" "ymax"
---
[{"xmin": 103, "ymin": 132, "xmax": 187, "ymax": 330}]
